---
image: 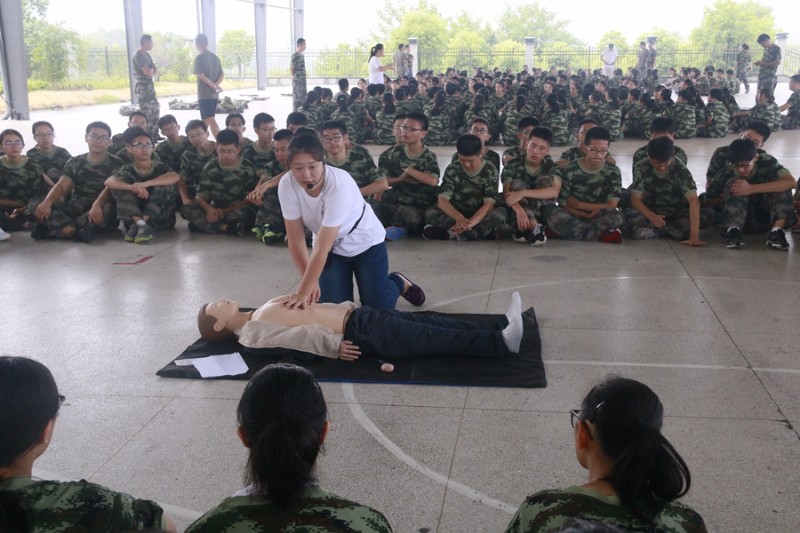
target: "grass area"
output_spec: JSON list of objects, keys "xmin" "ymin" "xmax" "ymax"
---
[{"xmin": 0, "ymin": 80, "xmax": 258, "ymax": 112}]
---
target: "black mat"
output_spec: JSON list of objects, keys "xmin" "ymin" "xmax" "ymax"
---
[{"xmin": 157, "ymin": 308, "xmax": 545, "ymax": 388}]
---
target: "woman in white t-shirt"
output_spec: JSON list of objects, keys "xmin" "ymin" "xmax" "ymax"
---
[
  {"xmin": 368, "ymin": 43, "xmax": 393, "ymax": 85},
  {"xmin": 278, "ymin": 133, "xmax": 424, "ymax": 310}
]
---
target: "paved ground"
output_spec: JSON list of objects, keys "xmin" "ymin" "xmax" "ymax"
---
[{"xmin": 1, "ymin": 85, "xmax": 799, "ymax": 532}]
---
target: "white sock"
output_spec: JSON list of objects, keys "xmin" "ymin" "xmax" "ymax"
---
[
  {"xmin": 772, "ymin": 227, "xmax": 783, "ymax": 233},
  {"xmin": 136, "ymin": 219, "xmax": 146, "ymax": 227},
  {"xmin": 501, "ymin": 291, "xmax": 523, "ymax": 353}
]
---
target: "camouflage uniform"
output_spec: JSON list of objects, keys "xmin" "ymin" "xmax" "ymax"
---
[
  {"xmin": 300, "ymin": 105, "xmax": 322, "ymax": 132},
  {"xmin": 374, "ymin": 145, "xmax": 440, "ymax": 233},
  {"xmin": 184, "ymin": 485, "xmax": 391, "ymax": 533},
  {"xmin": 132, "ymin": 49, "xmax": 160, "ymax": 138},
  {"xmin": 757, "ymin": 44, "xmax": 781, "ymax": 94},
  {"xmin": 450, "ymin": 149, "xmax": 500, "ymax": 173},
  {"xmin": 374, "ymin": 110, "xmax": 397, "ymax": 145},
  {"xmin": 26, "ymin": 145, "xmax": 71, "ymax": 185},
  {"xmin": 632, "ymin": 144, "xmax": 688, "ymax": 170},
  {"xmin": 155, "ymin": 136, "xmax": 191, "ymax": 172},
  {"xmin": 291, "ymin": 51, "xmax": 306, "ymax": 111},
  {"xmin": 395, "ymin": 100, "xmax": 416, "ymax": 116},
  {"xmin": 505, "ymin": 487, "xmax": 705, "ymax": 533},
  {"xmin": 108, "ymin": 133, "xmax": 127, "ymax": 155},
  {"xmin": 541, "ymin": 109, "xmax": 572, "ymax": 145},
  {"xmin": 736, "ymin": 49, "xmax": 751, "ymax": 93},
  {"xmin": 501, "ymin": 156, "xmax": 561, "ymax": 224},
  {"xmin": 668, "ymin": 102, "xmax": 697, "ymax": 139},
  {"xmin": 425, "ymin": 160, "xmax": 506, "ymax": 240},
  {"xmin": 501, "ymin": 108, "xmax": 523, "ymax": 146},
  {"xmin": 558, "ymin": 146, "xmax": 583, "ymax": 164},
  {"xmin": 365, "ymin": 95, "xmax": 382, "ymax": 120},
  {"xmin": 112, "ymin": 161, "xmax": 178, "ymax": 230},
  {"xmin": 626, "ymin": 158, "xmax": 715, "ymax": 239},
  {"xmin": 781, "ymin": 91, "xmax": 800, "ymax": 130},
  {"xmin": 424, "ymin": 109, "xmax": 452, "ymax": 146},
  {"xmin": 705, "ymin": 146, "xmax": 766, "ymax": 185},
  {"xmin": 706, "ymin": 154, "xmax": 797, "ymax": 232},
  {"xmin": 326, "ymin": 150, "xmax": 384, "ymax": 196},
  {"xmin": 0, "ymin": 156, "xmax": 46, "ymax": 230},
  {"xmin": 733, "ymin": 102, "xmax": 781, "ymax": 133},
  {"xmin": 594, "ymin": 103, "xmax": 622, "ymax": 141},
  {"xmin": 696, "ymin": 75, "xmax": 711, "ymax": 96},
  {"xmin": 0, "ymin": 477, "xmax": 166, "ymax": 531},
  {"xmin": 240, "ymin": 142, "xmax": 276, "ymax": 177},
  {"xmin": 254, "ymin": 158, "xmax": 286, "ymax": 233},
  {"xmin": 31, "ymin": 153, "xmax": 123, "ymax": 235},
  {"xmin": 350, "ymin": 101, "xmax": 372, "ymax": 143},
  {"xmin": 180, "ymin": 144, "xmax": 217, "ymax": 197},
  {"xmin": 542, "ymin": 159, "xmax": 624, "ymax": 241},
  {"xmin": 698, "ymin": 101, "xmax": 730, "ymax": 138},
  {"xmin": 181, "ymin": 157, "xmax": 258, "ymax": 233},
  {"xmin": 331, "ymin": 109, "xmax": 357, "ymax": 140}
]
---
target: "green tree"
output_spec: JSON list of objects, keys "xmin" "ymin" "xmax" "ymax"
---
[
  {"xmin": 151, "ymin": 32, "xmax": 193, "ymax": 82},
  {"xmin": 497, "ymin": 2, "xmax": 583, "ymax": 47},
  {"xmin": 446, "ymin": 30, "xmax": 489, "ymax": 72},
  {"xmin": 388, "ymin": 8, "xmax": 448, "ymax": 73},
  {"xmin": 689, "ymin": 0, "xmax": 775, "ymax": 66},
  {"xmin": 315, "ymin": 43, "xmax": 369, "ymax": 78},
  {"xmin": 491, "ymin": 40, "xmax": 525, "ymax": 72},
  {"xmin": 218, "ymin": 29, "xmax": 256, "ymax": 79},
  {"xmin": 449, "ymin": 12, "xmax": 496, "ymax": 45},
  {"xmin": 23, "ymin": 0, "xmax": 85, "ymax": 85},
  {"xmin": 635, "ymin": 29, "xmax": 686, "ymax": 72}
]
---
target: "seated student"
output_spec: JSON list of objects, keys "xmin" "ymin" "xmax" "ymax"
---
[
  {"xmin": 0, "ymin": 356, "xmax": 176, "ymax": 532},
  {"xmin": 501, "ymin": 95, "xmax": 529, "ymax": 147},
  {"xmin": 374, "ymin": 93, "xmax": 398, "ymax": 145},
  {"xmin": 540, "ymin": 93, "xmax": 572, "ymax": 146},
  {"xmin": 669, "ymin": 90, "xmax": 697, "ymax": 139},
  {"xmin": 631, "ymin": 117, "xmax": 688, "ymax": 171},
  {"xmin": 780, "ymin": 74, "xmax": 800, "ymax": 130},
  {"xmin": 155, "ymin": 115, "xmax": 191, "ymax": 173},
  {"xmin": 704, "ymin": 139, "xmax": 796, "ymax": 250},
  {"xmin": 597, "ymin": 89, "xmax": 623, "ymax": 141},
  {"xmin": 248, "ymin": 128, "xmax": 293, "ymax": 245},
  {"xmin": 27, "ymin": 121, "xmax": 72, "ymax": 189},
  {"xmin": 317, "ymin": 88, "xmax": 336, "ymax": 123},
  {"xmin": 505, "ymin": 376, "xmax": 706, "ymax": 533},
  {"xmin": 186, "ymin": 364, "xmax": 393, "ymax": 532},
  {"xmin": 286, "ymin": 111, "xmax": 309, "ymax": 133},
  {"xmin": 705, "ymin": 120, "xmax": 770, "ymax": 190},
  {"xmin": 0, "ymin": 129, "xmax": 45, "ymax": 238},
  {"xmin": 557, "ymin": 118, "xmax": 617, "ymax": 169},
  {"xmin": 321, "ymin": 120, "xmax": 387, "ymax": 200},
  {"xmin": 626, "ymin": 137, "xmax": 712, "ymax": 244},
  {"xmin": 543, "ymin": 126, "xmax": 625, "ymax": 243},
  {"xmin": 424, "ymin": 134, "xmax": 507, "ymax": 241},
  {"xmin": 32, "ymin": 121, "xmax": 122, "ymax": 242},
  {"xmin": 502, "ymin": 116, "xmax": 540, "ymax": 165},
  {"xmin": 299, "ymin": 91, "xmax": 322, "ymax": 131},
  {"xmin": 104, "ymin": 127, "xmax": 180, "ymax": 243},
  {"xmin": 109, "ymin": 111, "xmax": 148, "ymax": 154},
  {"xmin": 697, "ymin": 88, "xmax": 730, "ymax": 138},
  {"xmin": 501, "ymin": 126, "xmax": 562, "ymax": 246},
  {"xmin": 197, "ymin": 291, "xmax": 524, "ymax": 358},
  {"xmin": 225, "ymin": 113, "xmax": 252, "ymax": 151},
  {"xmin": 449, "ymin": 118, "xmax": 500, "ymax": 171},
  {"xmin": 349, "ymin": 87, "xmax": 374, "ymax": 143},
  {"xmin": 240, "ymin": 112, "xmax": 277, "ymax": 177},
  {"xmin": 423, "ymin": 91, "xmax": 452, "ymax": 146},
  {"xmin": 178, "ymin": 119, "xmax": 217, "ymax": 206},
  {"xmin": 374, "ymin": 112, "xmax": 440, "ymax": 235},
  {"xmin": 731, "ymin": 89, "xmax": 781, "ymax": 132},
  {"xmin": 181, "ymin": 129, "xmax": 258, "ymax": 235},
  {"xmin": 331, "ymin": 94, "xmax": 357, "ymax": 139}
]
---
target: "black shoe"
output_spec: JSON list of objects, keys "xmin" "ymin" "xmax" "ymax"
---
[
  {"xmin": 187, "ymin": 222, "xmax": 201, "ymax": 233},
  {"xmin": 31, "ymin": 222, "xmax": 49, "ymax": 240},
  {"xmin": 74, "ymin": 225, "xmax": 95, "ymax": 243},
  {"xmin": 766, "ymin": 229, "xmax": 789, "ymax": 250},
  {"xmin": 225, "ymin": 222, "xmax": 246, "ymax": 237},
  {"xmin": 726, "ymin": 227, "xmax": 744, "ymax": 248},
  {"xmin": 422, "ymin": 224, "xmax": 448, "ymax": 240}
]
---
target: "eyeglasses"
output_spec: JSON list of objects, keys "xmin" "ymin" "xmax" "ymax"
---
[
  {"xmin": 131, "ymin": 142, "xmax": 154, "ymax": 150},
  {"xmin": 1, "ymin": 140, "xmax": 23, "ymax": 147},
  {"xmin": 398, "ymin": 125, "xmax": 422, "ymax": 132},
  {"xmin": 321, "ymin": 135, "xmax": 343, "ymax": 144},
  {"xmin": 570, "ymin": 401, "xmax": 605, "ymax": 428},
  {"xmin": 470, "ymin": 128, "xmax": 489, "ymax": 135},
  {"xmin": 734, "ymin": 159, "xmax": 756, "ymax": 169},
  {"xmin": 34, "ymin": 132, "xmax": 55, "ymax": 138},
  {"xmin": 256, "ymin": 127, "xmax": 276, "ymax": 133},
  {"xmin": 87, "ymin": 134, "xmax": 110, "ymax": 142},
  {"xmin": 587, "ymin": 148, "xmax": 609, "ymax": 155},
  {"xmin": 217, "ymin": 148, "xmax": 239, "ymax": 156},
  {"xmin": 187, "ymin": 132, "xmax": 207, "ymax": 140}
]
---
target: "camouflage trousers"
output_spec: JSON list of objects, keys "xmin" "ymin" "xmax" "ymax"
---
[
  {"xmin": 757, "ymin": 74, "xmax": 777, "ymax": 95},
  {"xmin": 542, "ymin": 204, "xmax": 625, "ymax": 241},
  {"xmin": 623, "ymin": 207, "xmax": 716, "ymax": 240},
  {"xmin": 114, "ymin": 185, "xmax": 177, "ymax": 230},
  {"xmin": 293, "ymin": 76, "xmax": 307, "ymax": 111},
  {"xmin": 736, "ymin": 69, "xmax": 749, "ymax": 93},
  {"xmin": 506, "ymin": 178, "xmax": 555, "ymax": 225},
  {"xmin": 369, "ymin": 195, "xmax": 429, "ymax": 234},
  {"xmin": 27, "ymin": 197, "xmax": 118, "ymax": 236},
  {"xmin": 721, "ymin": 181, "xmax": 796, "ymax": 232},
  {"xmin": 135, "ymin": 80, "xmax": 160, "ymax": 139},
  {"xmin": 254, "ymin": 191, "xmax": 286, "ymax": 234},
  {"xmin": 180, "ymin": 203, "xmax": 256, "ymax": 234},
  {"xmin": 424, "ymin": 205, "xmax": 508, "ymax": 240},
  {"xmin": 781, "ymin": 114, "xmax": 800, "ymax": 130}
]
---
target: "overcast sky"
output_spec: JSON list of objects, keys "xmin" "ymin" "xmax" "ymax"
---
[{"xmin": 46, "ymin": 0, "xmax": 800, "ymax": 49}]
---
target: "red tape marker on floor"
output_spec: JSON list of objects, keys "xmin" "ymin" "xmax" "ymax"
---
[{"xmin": 112, "ymin": 255, "xmax": 153, "ymax": 265}]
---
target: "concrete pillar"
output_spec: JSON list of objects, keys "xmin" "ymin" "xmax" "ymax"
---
[
  {"xmin": 408, "ymin": 37, "xmax": 418, "ymax": 75},
  {"xmin": 254, "ymin": 0, "xmax": 267, "ymax": 90},
  {"xmin": 122, "ymin": 0, "xmax": 143, "ymax": 105},
  {"xmin": 776, "ymin": 32, "xmax": 789, "ymax": 77},
  {"xmin": 0, "ymin": 0, "xmax": 29, "ymax": 119},
  {"xmin": 200, "ymin": 0, "xmax": 216, "ymax": 52},
  {"xmin": 524, "ymin": 37, "xmax": 536, "ymax": 70}
]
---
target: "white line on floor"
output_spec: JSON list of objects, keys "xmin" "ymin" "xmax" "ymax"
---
[{"xmin": 545, "ymin": 360, "xmax": 800, "ymax": 374}]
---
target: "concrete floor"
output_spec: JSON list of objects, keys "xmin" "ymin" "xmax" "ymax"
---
[{"xmin": 1, "ymin": 86, "xmax": 799, "ymax": 532}]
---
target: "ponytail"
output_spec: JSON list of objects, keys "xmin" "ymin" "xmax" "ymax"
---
[{"xmin": 382, "ymin": 93, "xmax": 396, "ymax": 114}]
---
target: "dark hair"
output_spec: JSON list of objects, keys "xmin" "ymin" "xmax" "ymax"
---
[
  {"xmin": 294, "ymin": 127, "xmax": 318, "ymax": 137},
  {"xmin": 405, "ymin": 111, "xmax": 428, "ymax": 131},
  {"xmin": 791, "ymin": 74, "xmax": 800, "ymax": 84},
  {"xmin": 297, "ymin": 38, "xmax": 305, "ymax": 46},
  {"xmin": 335, "ymin": 93, "xmax": 349, "ymax": 113},
  {"xmin": 216, "ymin": 129, "xmax": 240, "ymax": 147},
  {"xmin": 123, "ymin": 126, "xmax": 151, "ymax": 145},
  {"xmin": 253, "ymin": 113, "xmax": 275, "ymax": 129},
  {"xmin": 367, "ymin": 83, "xmax": 379, "ymax": 96},
  {"xmin": 659, "ymin": 88, "xmax": 672, "ymax": 102},
  {"xmin": 650, "ymin": 117, "xmax": 675, "ymax": 134},
  {"xmin": 0, "ymin": 128, "xmax": 23, "ymax": 145},
  {"xmin": 195, "ymin": 33, "xmax": 209, "ymax": 46},
  {"xmin": 31, "ymin": 121, "xmax": 54, "ymax": 135},
  {"xmin": 578, "ymin": 377, "xmax": 691, "ymax": 522},
  {"xmin": 394, "ymin": 86, "xmax": 407, "ymax": 102},
  {"xmin": 382, "ymin": 92, "xmax": 396, "ymax": 114},
  {"xmin": 185, "ymin": 119, "xmax": 207, "ymax": 133},
  {"xmin": 746, "ymin": 120, "xmax": 771, "ymax": 142},
  {"xmin": 517, "ymin": 116, "xmax": 540, "ymax": 130},
  {"xmin": 338, "ymin": 78, "xmax": 349, "ymax": 91},
  {"xmin": 456, "ymin": 134, "xmax": 482, "ymax": 156},
  {"xmin": 757, "ymin": 34, "xmax": 770, "ymax": 44},
  {"xmin": 0, "ymin": 356, "xmax": 61, "ymax": 531},
  {"xmin": 709, "ymin": 88, "xmax": 724, "ymax": 101},
  {"xmin": 157, "ymin": 114, "xmax": 178, "ymax": 128},
  {"xmin": 369, "ymin": 43, "xmax": 384, "ymax": 58},
  {"xmin": 349, "ymin": 87, "xmax": 364, "ymax": 104},
  {"xmin": 225, "ymin": 113, "xmax": 245, "ymax": 127},
  {"xmin": 273, "ymin": 128, "xmax": 294, "ymax": 143},
  {"xmin": 546, "ymin": 93, "xmax": 561, "ymax": 113},
  {"xmin": 129, "ymin": 110, "xmax": 147, "ymax": 122},
  {"xmin": 85, "ymin": 121, "xmax": 112, "ymax": 136},
  {"xmin": 197, "ymin": 303, "xmax": 236, "ymax": 342},
  {"xmin": 728, "ymin": 138, "xmax": 758, "ymax": 163},
  {"xmin": 741, "ymin": 43, "xmax": 750, "ymax": 50},
  {"xmin": 529, "ymin": 126, "xmax": 553, "ymax": 145},
  {"xmin": 321, "ymin": 120, "xmax": 347, "ymax": 136},
  {"xmin": 583, "ymin": 126, "xmax": 611, "ymax": 145},
  {"xmin": 140, "ymin": 34, "xmax": 152, "ymax": 46},
  {"xmin": 288, "ymin": 133, "xmax": 324, "ymax": 164},
  {"xmin": 431, "ymin": 92, "xmax": 446, "ymax": 115},
  {"xmin": 238, "ymin": 363, "xmax": 327, "ymax": 506},
  {"xmin": 286, "ymin": 112, "xmax": 308, "ymax": 127},
  {"xmin": 647, "ymin": 136, "xmax": 675, "ymax": 162},
  {"xmin": 578, "ymin": 118, "xmax": 599, "ymax": 130}
]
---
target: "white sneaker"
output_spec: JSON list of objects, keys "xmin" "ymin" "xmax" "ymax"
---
[{"xmin": 0, "ymin": 227, "xmax": 10, "ymax": 241}]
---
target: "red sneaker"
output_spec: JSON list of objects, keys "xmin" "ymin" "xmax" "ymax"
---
[{"xmin": 599, "ymin": 228, "xmax": 623, "ymax": 244}]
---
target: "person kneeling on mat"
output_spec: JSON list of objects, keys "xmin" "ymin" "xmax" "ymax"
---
[{"xmin": 197, "ymin": 292, "xmax": 525, "ymax": 360}]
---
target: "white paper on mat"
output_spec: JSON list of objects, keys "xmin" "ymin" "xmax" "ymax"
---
[{"xmin": 174, "ymin": 353, "xmax": 249, "ymax": 378}]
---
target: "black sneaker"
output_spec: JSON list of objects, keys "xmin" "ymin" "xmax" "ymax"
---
[
  {"xmin": 74, "ymin": 225, "xmax": 95, "ymax": 243},
  {"xmin": 531, "ymin": 224, "xmax": 547, "ymax": 246},
  {"xmin": 225, "ymin": 222, "xmax": 246, "ymax": 237},
  {"xmin": 422, "ymin": 224, "xmax": 448, "ymax": 240},
  {"xmin": 726, "ymin": 227, "xmax": 744, "ymax": 248},
  {"xmin": 31, "ymin": 222, "xmax": 50, "ymax": 240},
  {"xmin": 766, "ymin": 229, "xmax": 789, "ymax": 250}
]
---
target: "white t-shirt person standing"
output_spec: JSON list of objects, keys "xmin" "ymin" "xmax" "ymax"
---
[
  {"xmin": 601, "ymin": 44, "xmax": 618, "ymax": 77},
  {"xmin": 368, "ymin": 43, "xmax": 393, "ymax": 85}
]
